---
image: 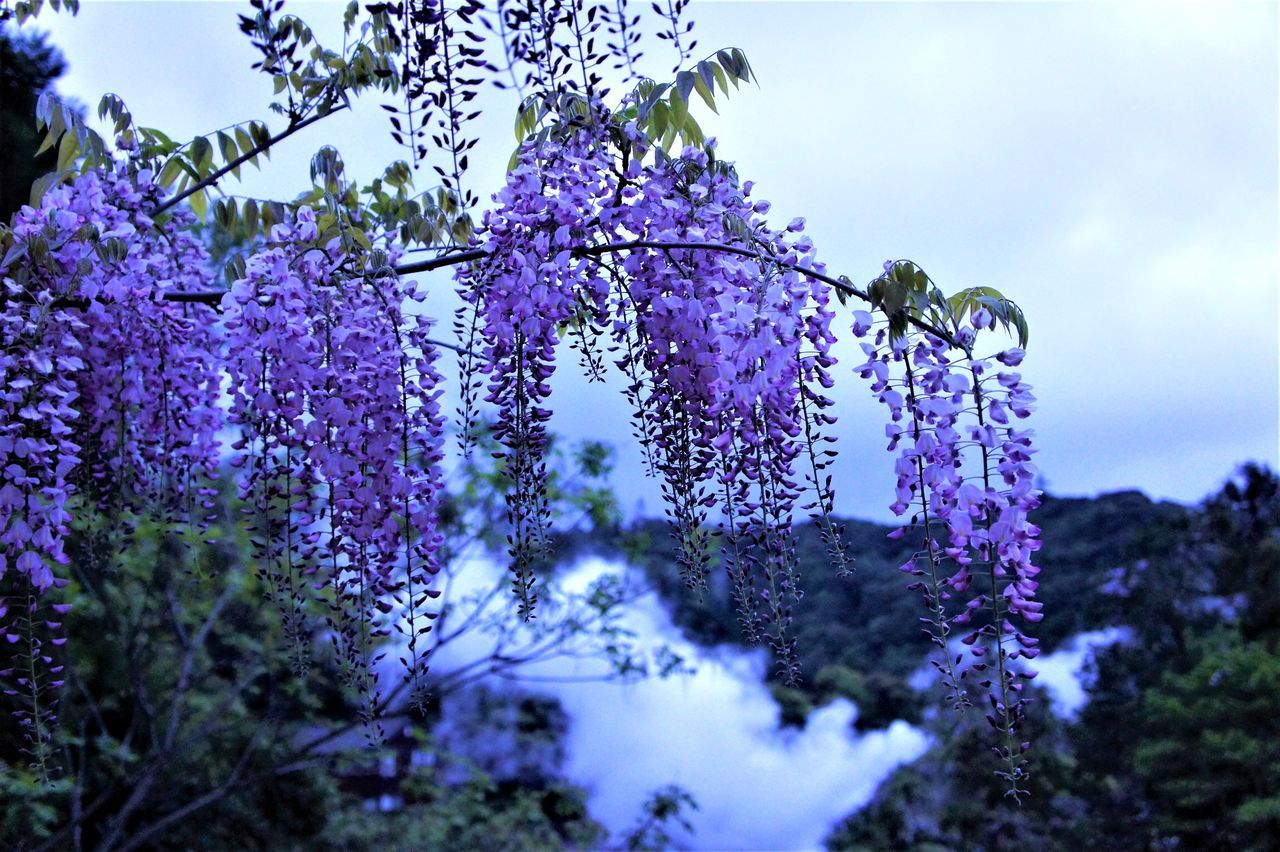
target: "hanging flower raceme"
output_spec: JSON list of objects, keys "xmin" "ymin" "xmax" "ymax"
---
[
  {"xmin": 223, "ymin": 209, "xmax": 447, "ymax": 728},
  {"xmin": 60, "ymin": 167, "xmax": 223, "ymax": 526},
  {"xmin": 455, "ymin": 125, "xmax": 615, "ymax": 618},
  {"xmin": 458, "ymin": 117, "xmax": 847, "ymax": 682},
  {"xmin": 603, "ymin": 138, "xmax": 843, "ymax": 681},
  {"xmin": 0, "ymin": 230, "xmax": 82, "ymax": 773},
  {"xmin": 0, "ymin": 162, "xmax": 222, "ymax": 768},
  {"xmin": 854, "ymin": 299, "xmax": 1041, "ymax": 799}
]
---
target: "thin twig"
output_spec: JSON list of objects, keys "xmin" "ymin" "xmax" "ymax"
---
[{"xmin": 152, "ymin": 106, "xmax": 345, "ymax": 217}]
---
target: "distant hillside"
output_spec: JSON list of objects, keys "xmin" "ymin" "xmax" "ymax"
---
[
  {"xmin": 825, "ymin": 465, "xmax": 1280, "ymax": 850},
  {"xmin": 577, "ymin": 489, "xmax": 1188, "ymax": 727}
]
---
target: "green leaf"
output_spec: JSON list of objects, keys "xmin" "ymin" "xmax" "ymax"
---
[
  {"xmin": 36, "ymin": 105, "xmax": 66, "ymax": 156},
  {"xmin": 709, "ymin": 61, "xmax": 730, "ymax": 96},
  {"xmin": 680, "ymin": 113, "xmax": 705, "ymax": 147},
  {"xmin": 649, "ymin": 101, "xmax": 670, "ymax": 143},
  {"xmin": 217, "ymin": 131, "xmax": 238, "ymax": 165},
  {"xmin": 224, "ymin": 253, "xmax": 246, "ymax": 285},
  {"xmin": 637, "ymin": 82, "xmax": 670, "ymax": 122},
  {"xmin": 660, "ymin": 120, "xmax": 678, "ymax": 152},
  {"xmin": 888, "ymin": 311, "xmax": 910, "ymax": 343},
  {"xmin": 668, "ymin": 87, "xmax": 689, "ymax": 126},
  {"xmin": 1, "ymin": 240, "xmax": 28, "ymax": 270},
  {"xmin": 692, "ymin": 69, "xmax": 718, "ymax": 114},
  {"xmin": 30, "ymin": 168, "xmax": 68, "ymax": 204},
  {"xmin": 260, "ymin": 201, "xmax": 283, "ymax": 229},
  {"xmin": 189, "ymin": 136, "xmax": 213, "ymax": 172},
  {"xmin": 674, "ymin": 70, "xmax": 695, "ymax": 105},
  {"xmin": 188, "ymin": 189, "xmax": 208, "ymax": 221},
  {"xmin": 249, "ymin": 121, "xmax": 271, "ymax": 157},
  {"xmin": 235, "ymin": 126, "xmax": 254, "ymax": 156},
  {"xmin": 881, "ymin": 280, "xmax": 907, "ymax": 316},
  {"xmin": 731, "ymin": 48, "xmax": 756, "ymax": 84},
  {"xmin": 243, "ymin": 198, "xmax": 259, "ymax": 235},
  {"xmin": 55, "ymin": 131, "xmax": 80, "ymax": 171},
  {"xmin": 35, "ymin": 90, "xmax": 55, "ymax": 127},
  {"xmin": 834, "ymin": 276, "xmax": 853, "ymax": 306},
  {"xmin": 140, "ymin": 126, "xmax": 178, "ymax": 156},
  {"xmin": 513, "ymin": 101, "xmax": 537, "ymax": 140},
  {"xmin": 716, "ymin": 50, "xmax": 740, "ymax": 87}
]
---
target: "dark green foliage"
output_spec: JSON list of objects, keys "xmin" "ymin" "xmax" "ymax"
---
[
  {"xmin": 826, "ymin": 690, "xmax": 1089, "ymax": 852},
  {"xmin": 768, "ymin": 683, "xmax": 814, "ymax": 729},
  {"xmin": 827, "ymin": 464, "xmax": 1280, "ymax": 851},
  {"xmin": 813, "ymin": 666, "xmax": 924, "ymax": 731},
  {"xmin": 0, "ymin": 26, "xmax": 65, "ymax": 223},
  {"xmin": 0, "ymin": 502, "xmax": 609, "ymax": 850},
  {"xmin": 1, "ymin": 501, "xmax": 355, "ymax": 849},
  {"xmin": 622, "ymin": 489, "xmax": 1184, "ymax": 725},
  {"xmin": 319, "ymin": 736, "xmax": 605, "ymax": 852},
  {"xmin": 1204, "ymin": 463, "xmax": 1280, "ymax": 643},
  {"xmin": 1133, "ymin": 637, "xmax": 1280, "ymax": 848},
  {"xmin": 622, "ymin": 785, "xmax": 699, "ymax": 851},
  {"xmin": 1027, "ymin": 490, "xmax": 1190, "ymax": 650}
]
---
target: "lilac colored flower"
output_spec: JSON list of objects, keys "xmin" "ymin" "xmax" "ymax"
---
[{"xmin": 853, "ymin": 305, "xmax": 1042, "ymax": 795}]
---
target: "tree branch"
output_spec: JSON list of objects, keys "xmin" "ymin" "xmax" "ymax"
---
[
  {"xmin": 29, "ymin": 238, "xmax": 955, "ymax": 343},
  {"xmin": 114, "ymin": 719, "xmax": 267, "ymax": 852},
  {"xmin": 151, "ymin": 106, "xmax": 346, "ymax": 217},
  {"xmin": 163, "ymin": 576, "xmax": 239, "ymax": 751}
]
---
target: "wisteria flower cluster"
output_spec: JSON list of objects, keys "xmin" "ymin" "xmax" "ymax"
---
[
  {"xmin": 66, "ymin": 169, "xmax": 222, "ymax": 524},
  {"xmin": 456, "ymin": 114, "xmax": 848, "ymax": 681},
  {"xmin": 456, "ymin": 113, "xmax": 1041, "ymax": 783},
  {"xmin": 223, "ymin": 207, "xmax": 447, "ymax": 725},
  {"xmin": 455, "ymin": 129, "xmax": 615, "ymax": 619},
  {"xmin": 0, "ymin": 102, "xmax": 1043, "ymax": 789},
  {"xmin": 855, "ymin": 301, "xmax": 1041, "ymax": 797},
  {"xmin": 0, "ymin": 162, "xmax": 221, "ymax": 766},
  {"xmin": 2, "ymin": 166, "xmax": 449, "ymax": 755}
]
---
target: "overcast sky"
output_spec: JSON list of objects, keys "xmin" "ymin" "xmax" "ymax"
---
[{"xmin": 34, "ymin": 0, "xmax": 1280, "ymax": 522}]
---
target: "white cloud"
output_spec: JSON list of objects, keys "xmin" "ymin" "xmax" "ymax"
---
[
  {"xmin": 441, "ymin": 557, "xmax": 930, "ymax": 850},
  {"xmin": 1030, "ymin": 627, "xmax": 1132, "ymax": 720}
]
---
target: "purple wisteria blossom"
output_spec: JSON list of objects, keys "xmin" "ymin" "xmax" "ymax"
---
[
  {"xmin": 0, "ymin": 161, "xmax": 221, "ymax": 767},
  {"xmin": 223, "ymin": 208, "xmax": 448, "ymax": 731},
  {"xmin": 853, "ymin": 299, "xmax": 1042, "ymax": 798},
  {"xmin": 0, "ymin": 95, "xmax": 1044, "ymax": 787},
  {"xmin": 455, "ymin": 113, "xmax": 848, "ymax": 681}
]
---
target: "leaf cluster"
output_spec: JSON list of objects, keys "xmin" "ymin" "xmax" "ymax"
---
[{"xmin": 862, "ymin": 260, "xmax": 1029, "ymax": 349}]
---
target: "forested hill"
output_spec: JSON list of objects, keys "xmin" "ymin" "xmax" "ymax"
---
[
  {"xmin": 608, "ymin": 489, "xmax": 1188, "ymax": 695},
  {"xmin": 595, "ymin": 468, "xmax": 1280, "ymax": 850}
]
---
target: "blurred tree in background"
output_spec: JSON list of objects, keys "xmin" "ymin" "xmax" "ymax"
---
[
  {"xmin": 824, "ymin": 465, "xmax": 1280, "ymax": 851},
  {"xmin": 0, "ymin": 26, "xmax": 65, "ymax": 222},
  {"xmin": 0, "ymin": 439, "xmax": 694, "ymax": 849}
]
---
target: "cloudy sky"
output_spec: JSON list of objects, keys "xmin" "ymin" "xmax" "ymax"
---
[{"xmin": 34, "ymin": 0, "xmax": 1279, "ymax": 521}]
